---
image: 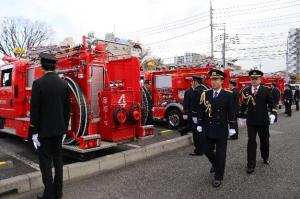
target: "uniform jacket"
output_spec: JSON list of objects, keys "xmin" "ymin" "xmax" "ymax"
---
[
  {"xmin": 271, "ymin": 88, "xmax": 280, "ymax": 105},
  {"xmin": 283, "ymin": 89, "xmax": 293, "ymax": 103},
  {"xmin": 183, "ymin": 87, "xmax": 194, "ymax": 118},
  {"xmin": 191, "ymin": 85, "xmax": 205, "ymax": 118},
  {"xmin": 231, "ymin": 87, "xmax": 240, "ymax": 115},
  {"xmin": 30, "ymin": 72, "xmax": 71, "ymax": 139},
  {"xmin": 198, "ymin": 89, "xmax": 236, "ymax": 139},
  {"xmin": 294, "ymin": 89, "xmax": 299, "ymax": 101},
  {"xmin": 240, "ymin": 86, "xmax": 276, "ymax": 126}
]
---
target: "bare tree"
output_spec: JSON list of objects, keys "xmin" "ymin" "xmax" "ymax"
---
[{"xmin": 0, "ymin": 17, "xmax": 53, "ymax": 56}]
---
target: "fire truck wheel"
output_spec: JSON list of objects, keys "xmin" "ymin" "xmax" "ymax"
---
[{"xmin": 166, "ymin": 109, "xmax": 183, "ymax": 129}]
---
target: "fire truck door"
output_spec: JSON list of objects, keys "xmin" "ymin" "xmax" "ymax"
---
[{"xmin": 0, "ymin": 65, "xmax": 14, "ymax": 116}]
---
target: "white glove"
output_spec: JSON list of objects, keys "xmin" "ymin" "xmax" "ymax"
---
[
  {"xmin": 269, "ymin": 114, "xmax": 276, "ymax": 124},
  {"xmin": 229, "ymin": 129, "xmax": 236, "ymax": 137},
  {"xmin": 192, "ymin": 117, "xmax": 198, "ymax": 124},
  {"xmin": 183, "ymin": 115, "xmax": 188, "ymax": 120},
  {"xmin": 238, "ymin": 118, "xmax": 246, "ymax": 127},
  {"xmin": 32, "ymin": 134, "xmax": 40, "ymax": 148},
  {"xmin": 196, "ymin": 126, "xmax": 202, "ymax": 133}
]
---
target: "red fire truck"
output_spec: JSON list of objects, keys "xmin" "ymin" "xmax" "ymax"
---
[
  {"xmin": 143, "ymin": 66, "xmax": 230, "ymax": 128},
  {"xmin": 0, "ymin": 36, "xmax": 153, "ymax": 157}
]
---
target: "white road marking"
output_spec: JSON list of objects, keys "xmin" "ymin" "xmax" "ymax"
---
[
  {"xmin": 1, "ymin": 149, "xmax": 40, "ymax": 171},
  {"xmin": 124, "ymin": 143, "xmax": 141, "ymax": 148},
  {"xmin": 270, "ymin": 130, "xmax": 285, "ymax": 135}
]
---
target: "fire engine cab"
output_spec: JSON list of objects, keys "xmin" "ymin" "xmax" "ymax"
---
[
  {"xmin": 0, "ymin": 35, "xmax": 153, "ymax": 158},
  {"xmin": 143, "ymin": 66, "xmax": 230, "ymax": 128}
]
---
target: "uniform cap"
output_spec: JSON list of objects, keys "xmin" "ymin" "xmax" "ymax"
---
[
  {"xmin": 208, "ymin": 69, "xmax": 226, "ymax": 79},
  {"xmin": 249, "ymin": 69, "xmax": 263, "ymax": 77}
]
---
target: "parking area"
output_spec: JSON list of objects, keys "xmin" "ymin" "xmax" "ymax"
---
[{"xmin": 0, "ymin": 122, "xmax": 181, "ymax": 181}]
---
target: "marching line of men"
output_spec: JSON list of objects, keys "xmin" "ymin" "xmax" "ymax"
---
[{"xmin": 181, "ymin": 68, "xmax": 282, "ymax": 188}]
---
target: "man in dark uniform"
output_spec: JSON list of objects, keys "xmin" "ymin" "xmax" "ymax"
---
[
  {"xmin": 229, "ymin": 80, "xmax": 240, "ymax": 140},
  {"xmin": 30, "ymin": 53, "xmax": 70, "ymax": 199},
  {"xmin": 179, "ymin": 86, "xmax": 194, "ymax": 136},
  {"xmin": 189, "ymin": 75, "xmax": 206, "ymax": 156},
  {"xmin": 240, "ymin": 70, "xmax": 277, "ymax": 175},
  {"xmin": 283, "ymin": 84, "xmax": 293, "ymax": 117},
  {"xmin": 197, "ymin": 69, "xmax": 236, "ymax": 187},
  {"xmin": 143, "ymin": 80, "xmax": 153, "ymax": 123},
  {"xmin": 270, "ymin": 83, "xmax": 280, "ymax": 122},
  {"xmin": 294, "ymin": 85, "xmax": 299, "ymax": 111}
]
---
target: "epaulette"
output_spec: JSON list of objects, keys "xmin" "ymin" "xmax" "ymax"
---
[{"xmin": 224, "ymin": 89, "xmax": 232, "ymax": 93}]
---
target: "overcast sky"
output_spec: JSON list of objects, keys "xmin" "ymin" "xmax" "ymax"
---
[{"xmin": 1, "ymin": 0, "xmax": 300, "ymax": 72}]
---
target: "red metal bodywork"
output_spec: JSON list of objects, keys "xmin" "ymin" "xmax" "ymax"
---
[
  {"xmin": 144, "ymin": 66, "xmax": 231, "ymax": 121},
  {"xmin": 0, "ymin": 36, "xmax": 151, "ymax": 149}
]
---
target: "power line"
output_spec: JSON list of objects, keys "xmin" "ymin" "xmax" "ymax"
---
[
  {"xmin": 214, "ymin": 3, "xmax": 300, "ymax": 18},
  {"xmin": 214, "ymin": 0, "xmax": 299, "ymax": 13},
  {"xmin": 144, "ymin": 25, "xmax": 210, "ymax": 45},
  {"xmin": 214, "ymin": 0, "xmax": 296, "ymax": 11},
  {"xmin": 126, "ymin": 12, "xmax": 209, "ymax": 35}
]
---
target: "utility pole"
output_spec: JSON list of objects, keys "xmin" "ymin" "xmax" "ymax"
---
[
  {"xmin": 286, "ymin": 39, "xmax": 289, "ymax": 82},
  {"xmin": 222, "ymin": 24, "xmax": 226, "ymax": 69},
  {"xmin": 210, "ymin": 0, "xmax": 214, "ymax": 58}
]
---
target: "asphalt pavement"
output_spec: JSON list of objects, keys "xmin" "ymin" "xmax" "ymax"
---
[
  {"xmin": 0, "ymin": 121, "xmax": 179, "ymax": 181},
  {"xmin": 15, "ymin": 111, "xmax": 300, "ymax": 199}
]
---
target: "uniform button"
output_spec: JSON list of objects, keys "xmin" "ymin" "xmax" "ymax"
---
[{"xmin": 210, "ymin": 122, "xmax": 212, "ymax": 124}]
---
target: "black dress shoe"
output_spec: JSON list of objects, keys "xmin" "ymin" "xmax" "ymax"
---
[
  {"xmin": 210, "ymin": 167, "xmax": 215, "ymax": 173},
  {"xmin": 212, "ymin": 180, "xmax": 222, "ymax": 188},
  {"xmin": 247, "ymin": 167, "xmax": 255, "ymax": 174},
  {"xmin": 263, "ymin": 159, "xmax": 270, "ymax": 165},
  {"xmin": 37, "ymin": 193, "xmax": 44, "ymax": 199}
]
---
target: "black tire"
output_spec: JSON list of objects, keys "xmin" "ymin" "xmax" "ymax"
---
[{"xmin": 166, "ymin": 108, "xmax": 183, "ymax": 129}]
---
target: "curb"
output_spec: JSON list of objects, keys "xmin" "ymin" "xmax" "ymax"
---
[{"xmin": 0, "ymin": 134, "xmax": 193, "ymax": 195}]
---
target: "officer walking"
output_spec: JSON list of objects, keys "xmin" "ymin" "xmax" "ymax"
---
[
  {"xmin": 189, "ymin": 76, "xmax": 206, "ymax": 156},
  {"xmin": 197, "ymin": 69, "xmax": 236, "ymax": 187},
  {"xmin": 240, "ymin": 70, "xmax": 277, "ymax": 175},
  {"xmin": 30, "ymin": 53, "xmax": 71, "ymax": 199},
  {"xmin": 229, "ymin": 80, "xmax": 240, "ymax": 140},
  {"xmin": 294, "ymin": 85, "xmax": 299, "ymax": 111},
  {"xmin": 283, "ymin": 84, "xmax": 293, "ymax": 117}
]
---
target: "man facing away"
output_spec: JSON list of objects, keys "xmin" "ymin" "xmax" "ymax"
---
[
  {"xmin": 240, "ymin": 70, "xmax": 277, "ymax": 175},
  {"xmin": 30, "ymin": 53, "xmax": 70, "ymax": 199},
  {"xmin": 197, "ymin": 69, "xmax": 236, "ymax": 187}
]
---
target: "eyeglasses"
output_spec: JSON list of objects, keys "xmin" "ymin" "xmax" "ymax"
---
[{"xmin": 251, "ymin": 77, "xmax": 258, "ymax": 80}]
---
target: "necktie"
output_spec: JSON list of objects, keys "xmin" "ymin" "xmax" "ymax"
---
[
  {"xmin": 253, "ymin": 86, "xmax": 258, "ymax": 95},
  {"xmin": 213, "ymin": 91, "xmax": 218, "ymax": 98}
]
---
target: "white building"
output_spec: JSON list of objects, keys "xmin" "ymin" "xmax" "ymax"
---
[{"xmin": 287, "ymin": 28, "xmax": 300, "ymax": 74}]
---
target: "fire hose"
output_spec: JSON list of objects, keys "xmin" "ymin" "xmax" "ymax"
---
[
  {"xmin": 63, "ymin": 77, "xmax": 88, "ymax": 145},
  {"xmin": 141, "ymin": 86, "xmax": 152, "ymax": 125}
]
